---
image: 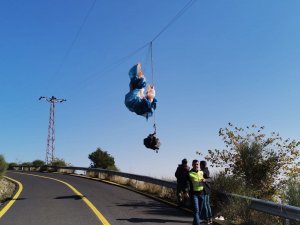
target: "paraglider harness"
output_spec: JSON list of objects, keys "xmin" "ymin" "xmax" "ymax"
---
[
  {"xmin": 144, "ymin": 132, "xmax": 161, "ymax": 152},
  {"xmin": 143, "ymin": 124, "xmax": 161, "ymax": 153}
]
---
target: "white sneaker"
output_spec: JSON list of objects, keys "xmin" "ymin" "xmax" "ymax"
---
[{"xmin": 215, "ymin": 216, "xmax": 225, "ymax": 221}]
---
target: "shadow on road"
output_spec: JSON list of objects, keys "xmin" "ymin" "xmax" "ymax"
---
[
  {"xmin": 116, "ymin": 218, "xmax": 191, "ymax": 223},
  {"xmin": 54, "ymin": 195, "xmax": 84, "ymax": 200},
  {"xmin": 2, "ymin": 197, "xmax": 26, "ymax": 202},
  {"xmin": 116, "ymin": 200, "xmax": 191, "ymax": 218}
]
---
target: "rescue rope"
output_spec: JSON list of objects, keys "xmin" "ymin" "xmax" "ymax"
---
[{"xmin": 150, "ymin": 41, "xmax": 157, "ymax": 134}]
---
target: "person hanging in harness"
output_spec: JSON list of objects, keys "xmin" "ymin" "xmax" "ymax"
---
[
  {"xmin": 124, "ymin": 63, "xmax": 157, "ymax": 119},
  {"xmin": 125, "ymin": 63, "xmax": 161, "ymax": 151}
]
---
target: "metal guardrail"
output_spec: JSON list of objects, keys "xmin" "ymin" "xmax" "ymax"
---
[
  {"xmin": 10, "ymin": 165, "xmax": 177, "ymax": 189},
  {"xmin": 227, "ymin": 193, "xmax": 300, "ymax": 223},
  {"xmin": 10, "ymin": 165, "xmax": 300, "ymax": 223}
]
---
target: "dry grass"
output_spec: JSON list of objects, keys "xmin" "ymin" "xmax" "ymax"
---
[
  {"xmin": 84, "ymin": 171, "xmax": 177, "ymax": 202},
  {"xmin": 0, "ymin": 177, "xmax": 16, "ymax": 203}
]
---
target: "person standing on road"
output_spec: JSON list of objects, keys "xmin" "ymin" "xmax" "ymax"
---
[
  {"xmin": 187, "ymin": 159, "xmax": 205, "ymax": 225},
  {"xmin": 200, "ymin": 160, "xmax": 213, "ymax": 224},
  {"xmin": 175, "ymin": 158, "xmax": 190, "ymax": 205}
]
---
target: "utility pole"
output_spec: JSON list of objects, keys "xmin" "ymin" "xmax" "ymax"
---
[{"xmin": 39, "ymin": 96, "xmax": 66, "ymax": 165}]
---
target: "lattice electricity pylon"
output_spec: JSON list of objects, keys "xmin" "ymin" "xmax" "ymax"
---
[{"xmin": 39, "ymin": 96, "xmax": 66, "ymax": 165}]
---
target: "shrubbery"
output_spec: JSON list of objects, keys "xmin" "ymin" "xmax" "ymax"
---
[
  {"xmin": 32, "ymin": 159, "xmax": 45, "ymax": 167},
  {"xmin": 0, "ymin": 155, "xmax": 7, "ymax": 177},
  {"xmin": 211, "ymin": 173, "xmax": 282, "ymax": 225},
  {"xmin": 201, "ymin": 123, "xmax": 300, "ymax": 224},
  {"xmin": 50, "ymin": 158, "xmax": 69, "ymax": 167},
  {"xmin": 88, "ymin": 148, "xmax": 118, "ymax": 171},
  {"xmin": 285, "ymin": 179, "xmax": 300, "ymax": 207}
]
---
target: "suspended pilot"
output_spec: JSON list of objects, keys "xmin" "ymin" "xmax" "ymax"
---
[{"xmin": 125, "ymin": 63, "xmax": 157, "ymax": 119}]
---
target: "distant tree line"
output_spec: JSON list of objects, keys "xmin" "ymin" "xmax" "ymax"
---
[{"xmin": 5, "ymin": 147, "xmax": 118, "ymax": 172}]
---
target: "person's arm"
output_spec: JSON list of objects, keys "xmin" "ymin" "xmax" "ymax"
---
[
  {"xmin": 175, "ymin": 167, "xmax": 179, "ymax": 178},
  {"xmin": 185, "ymin": 172, "xmax": 191, "ymax": 193},
  {"xmin": 203, "ymin": 169, "xmax": 212, "ymax": 183}
]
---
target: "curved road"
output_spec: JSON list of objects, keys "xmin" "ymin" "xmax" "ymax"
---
[{"xmin": 2, "ymin": 171, "xmax": 193, "ymax": 225}]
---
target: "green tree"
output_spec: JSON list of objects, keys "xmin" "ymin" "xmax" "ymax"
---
[
  {"xmin": 88, "ymin": 148, "xmax": 117, "ymax": 170},
  {"xmin": 0, "ymin": 155, "xmax": 7, "ymax": 177},
  {"xmin": 21, "ymin": 162, "xmax": 32, "ymax": 166},
  {"xmin": 8, "ymin": 162, "xmax": 18, "ymax": 169},
  {"xmin": 50, "ymin": 158, "xmax": 69, "ymax": 167},
  {"xmin": 32, "ymin": 159, "xmax": 45, "ymax": 167},
  {"xmin": 204, "ymin": 123, "xmax": 300, "ymax": 199}
]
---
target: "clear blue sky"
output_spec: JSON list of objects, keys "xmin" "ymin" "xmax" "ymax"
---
[{"xmin": 1, "ymin": 0, "xmax": 300, "ymax": 178}]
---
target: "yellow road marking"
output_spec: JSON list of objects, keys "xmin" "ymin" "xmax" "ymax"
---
[
  {"xmin": 12, "ymin": 172, "xmax": 110, "ymax": 225},
  {"xmin": 0, "ymin": 176, "xmax": 23, "ymax": 218}
]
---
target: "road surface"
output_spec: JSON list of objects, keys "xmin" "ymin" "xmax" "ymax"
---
[{"xmin": 1, "ymin": 171, "xmax": 193, "ymax": 225}]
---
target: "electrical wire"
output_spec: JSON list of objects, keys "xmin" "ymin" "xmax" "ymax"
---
[
  {"xmin": 77, "ymin": 42, "xmax": 150, "ymax": 89},
  {"xmin": 55, "ymin": 0, "xmax": 97, "ymax": 76},
  {"xmin": 151, "ymin": 0, "xmax": 197, "ymax": 42},
  {"xmin": 55, "ymin": 0, "xmax": 198, "ymax": 99},
  {"xmin": 77, "ymin": 0, "xmax": 198, "ymax": 87}
]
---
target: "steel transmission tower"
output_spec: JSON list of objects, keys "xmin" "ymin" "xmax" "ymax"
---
[{"xmin": 39, "ymin": 96, "xmax": 66, "ymax": 164}]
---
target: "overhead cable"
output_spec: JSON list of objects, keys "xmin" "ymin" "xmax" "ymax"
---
[
  {"xmin": 55, "ymin": 0, "xmax": 97, "ymax": 75},
  {"xmin": 81, "ymin": 0, "xmax": 198, "ymax": 82},
  {"xmin": 151, "ymin": 0, "xmax": 197, "ymax": 42}
]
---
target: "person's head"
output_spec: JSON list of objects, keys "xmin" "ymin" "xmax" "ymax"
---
[
  {"xmin": 192, "ymin": 159, "xmax": 199, "ymax": 171},
  {"xmin": 200, "ymin": 160, "xmax": 207, "ymax": 170},
  {"xmin": 181, "ymin": 158, "xmax": 188, "ymax": 165}
]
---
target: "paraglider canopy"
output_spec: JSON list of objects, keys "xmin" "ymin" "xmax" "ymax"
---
[{"xmin": 124, "ymin": 63, "xmax": 157, "ymax": 119}]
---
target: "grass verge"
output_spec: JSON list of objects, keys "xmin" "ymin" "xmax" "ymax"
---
[{"xmin": 0, "ymin": 177, "xmax": 16, "ymax": 207}]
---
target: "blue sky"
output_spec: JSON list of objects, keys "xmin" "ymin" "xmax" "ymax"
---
[{"xmin": 1, "ymin": 0, "xmax": 300, "ymax": 178}]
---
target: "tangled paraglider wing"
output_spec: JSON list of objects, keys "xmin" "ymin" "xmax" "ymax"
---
[{"xmin": 124, "ymin": 63, "xmax": 157, "ymax": 119}]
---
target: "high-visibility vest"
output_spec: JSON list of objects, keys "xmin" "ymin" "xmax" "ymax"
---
[{"xmin": 189, "ymin": 170, "xmax": 204, "ymax": 191}]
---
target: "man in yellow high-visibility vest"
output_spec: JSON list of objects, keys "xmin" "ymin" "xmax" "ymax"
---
[{"xmin": 187, "ymin": 159, "xmax": 207, "ymax": 225}]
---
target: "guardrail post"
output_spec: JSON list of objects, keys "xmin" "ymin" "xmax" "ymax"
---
[{"xmin": 284, "ymin": 219, "xmax": 290, "ymax": 225}]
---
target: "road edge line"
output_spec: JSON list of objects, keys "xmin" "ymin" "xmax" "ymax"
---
[
  {"xmin": 67, "ymin": 173, "xmax": 193, "ymax": 213},
  {"xmin": 0, "ymin": 176, "xmax": 23, "ymax": 219},
  {"xmin": 12, "ymin": 172, "xmax": 110, "ymax": 225}
]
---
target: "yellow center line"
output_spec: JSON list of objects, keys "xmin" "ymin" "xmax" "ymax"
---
[
  {"xmin": 0, "ymin": 176, "xmax": 23, "ymax": 219},
  {"xmin": 12, "ymin": 172, "xmax": 110, "ymax": 225}
]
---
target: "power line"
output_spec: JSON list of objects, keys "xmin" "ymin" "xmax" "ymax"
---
[
  {"xmin": 77, "ymin": 42, "xmax": 150, "ymax": 89},
  {"xmin": 77, "ymin": 0, "xmax": 198, "ymax": 87},
  {"xmin": 151, "ymin": 0, "xmax": 197, "ymax": 42},
  {"xmin": 55, "ymin": 0, "xmax": 97, "ymax": 76},
  {"xmin": 104, "ymin": 0, "xmax": 197, "ymax": 72}
]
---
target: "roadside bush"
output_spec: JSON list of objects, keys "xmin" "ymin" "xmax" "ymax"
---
[
  {"xmin": 50, "ymin": 158, "xmax": 69, "ymax": 167},
  {"xmin": 32, "ymin": 159, "xmax": 45, "ymax": 167},
  {"xmin": 0, "ymin": 155, "xmax": 7, "ymax": 177},
  {"xmin": 8, "ymin": 162, "xmax": 18, "ymax": 170},
  {"xmin": 211, "ymin": 172, "xmax": 252, "ymax": 222},
  {"xmin": 211, "ymin": 172, "xmax": 281, "ymax": 225},
  {"xmin": 21, "ymin": 162, "xmax": 32, "ymax": 166},
  {"xmin": 285, "ymin": 179, "xmax": 300, "ymax": 207},
  {"xmin": 0, "ymin": 155, "xmax": 7, "ymax": 178}
]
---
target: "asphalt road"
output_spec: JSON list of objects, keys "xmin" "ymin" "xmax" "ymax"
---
[{"xmin": 2, "ymin": 171, "xmax": 193, "ymax": 225}]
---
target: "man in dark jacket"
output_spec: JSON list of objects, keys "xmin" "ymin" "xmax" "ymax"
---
[
  {"xmin": 200, "ymin": 160, "xmax": 212, "ymax": 224},
  {"xmin": 175, "ymin": 158, "xmax": 190, "ymax": 205}
]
